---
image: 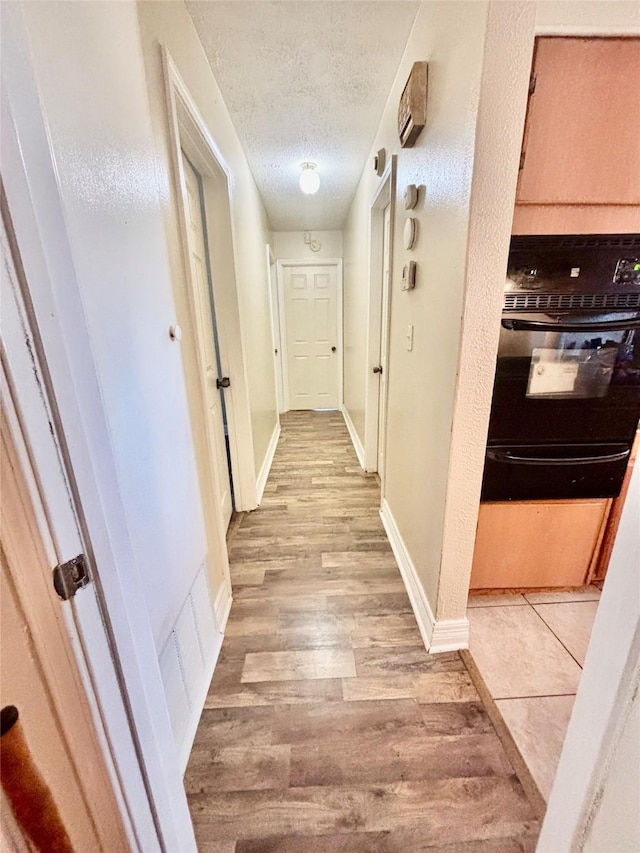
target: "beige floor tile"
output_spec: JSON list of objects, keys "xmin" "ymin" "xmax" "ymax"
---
[
  {"xmin": 467, "ymin": 593, "xmax": 528, "ymax": 608},
  {"xmin": 468, "ymin": 605, "xmax": 582, "ymax": 698},
  {"xmin": 532, "ymin": 601, "xmax": 599, "ymax": 666},
  {"xmin": 496, "ymin": 695, "xmax": 575, "ymax": 800},
  {"xmin": 524, "ymin": 586, "xmax": 601, "ymax": 605}
]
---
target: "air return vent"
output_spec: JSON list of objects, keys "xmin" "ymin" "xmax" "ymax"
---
[
  {"xmin": 504, "ymin": 292, "xmax": 640, "ymax": 312},
  {"xmin": 510, "ymin": 234, "xmax": 640, "ymax": 252}
]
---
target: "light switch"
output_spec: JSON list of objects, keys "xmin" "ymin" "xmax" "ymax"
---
[{"xmin": 406, "ymin": 324, "xmax": 414, "ymax": 351}]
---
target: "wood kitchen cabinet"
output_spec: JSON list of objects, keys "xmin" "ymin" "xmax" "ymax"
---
[
  {"xmin": 513, "ymin": 37, "xmax": 640, "ymax": 234},
  {"xmin": 470, "ymin": 498, "xmax": 611, "ymax": 590}
]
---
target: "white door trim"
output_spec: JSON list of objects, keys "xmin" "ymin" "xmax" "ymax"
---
[
  {"xmin": 2, "ymin": 14, "xmax": 197, "ymax": 849},
  {"xmin": 363, "ymin": 157, "xmax": 396, "ymax": 480},
  {"xmin": 265, "ymin": 244, "xmax": 285, "ymax": 413},
  {"xmin": 1, "ymin": 241, "xmax": 134, "ymax": 853},
  {"xmin": 162, "ymin": 46, "xmax": 257, "ymax": 513},
  {"xmin": 276, "ymin": 257, "xmax": 344, "ymax": 412}
]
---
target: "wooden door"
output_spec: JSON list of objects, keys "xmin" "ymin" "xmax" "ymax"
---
[
  {"xmin": 377, "ymin": 204, "xmax": 392, "ymax": 477},
  {"xmin": 181, "ymin": 153, "xmax": 233, "ymax": 528},
  {"xmin": 517, "ymin": 37, "xmax": 640, "ymax": 206},
  {"xmin": 0, "ymin": 411, "xmax": 130, "ymax": 852},
  {"xmin": 282, "ymin": 264, "xmax": 339, "ymax": 410}
]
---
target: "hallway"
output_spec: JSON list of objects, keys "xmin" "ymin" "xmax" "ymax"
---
[{"xmin": 185, "ymin": 412, "xmax": 541, "ymax": 851}]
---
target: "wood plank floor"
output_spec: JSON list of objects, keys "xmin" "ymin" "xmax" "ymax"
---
[{"xmin": 185, "ymin": 411, "xmax": 541, "ymax": 851}]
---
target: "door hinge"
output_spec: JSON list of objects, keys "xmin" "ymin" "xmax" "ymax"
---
[
  {"xmin": 216, "ymin": 377, "xmax": 231, "ymax": 389},
  {"xmin": 53, "ymin": 554, "xmax": 90, "ymax": 601},
  {"xmin": 519, "ymin": 151, "xmax": 526, "ymax": 171},
  {"xmin": 529, "ymin": 73, "xmax": 537, "ymax": 95}
]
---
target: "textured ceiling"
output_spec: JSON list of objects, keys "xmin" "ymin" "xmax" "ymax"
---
[{"xmin": 186, "ymin": 1, "xmax": 420, "ymax": 230}]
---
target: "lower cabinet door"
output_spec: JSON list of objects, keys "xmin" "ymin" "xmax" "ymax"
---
[{"xmin": 470, "ymin": 499, "xmax": 610, "ymax": 590}]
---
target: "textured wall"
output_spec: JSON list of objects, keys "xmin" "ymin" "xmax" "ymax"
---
[
  {"xmin": 136, "ymin": 2, "xmax": 278, "ymax": 484},
  {"xmin": 343, "ymin": 1, "xmax": 491, "ymax": 610},
  {"xmin": 273, "ymin": 231, "xmax": 343, "ymax": 260},
  {"xmin": 342, "ymin": 177, "xmax": 371, "ymax": 445},
  {"xmin": 17, "ymin": 0, "xmax": 210, "ymax": 652},
  {"xmin": 435, "ymin": 2, "xmax": 535, "ymax": 620}
]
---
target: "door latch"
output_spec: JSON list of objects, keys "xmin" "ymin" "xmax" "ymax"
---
[
  {"xmin": 52, "ymin": 554, "xmax": 90, "ymax": 601},
  {"xmin": 216, "ymin": 377, "xmax": 231, "ymax": 389},
  {"xmin": 373, "ymin": 366, "xmax": 383, "ymax": 374}
]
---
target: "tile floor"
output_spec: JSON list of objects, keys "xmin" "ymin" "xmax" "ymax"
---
[{"xmin": 467, "ymin": 587, "xmax": 601, "ymax": 800}]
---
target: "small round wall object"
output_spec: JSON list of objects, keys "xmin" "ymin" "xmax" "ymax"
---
[
  {"xmin": 373, "ymin": 148, "xmax": 386, "ymax": 177},
  {"xmin": 403, "ymin": 217, "xmax": 417, "ymax": 250},
  {"xmin": 169, "ymin": 324, "xmax": 182, "ymax": 342},
  {"xmin": 403, "ymin": 184, "xmax": 418, "ymax": 210}
]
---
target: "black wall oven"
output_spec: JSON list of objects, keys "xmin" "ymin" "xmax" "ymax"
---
[{"xmin": 482, "ymin": 234, "xmax": 640, "ymax": 501}]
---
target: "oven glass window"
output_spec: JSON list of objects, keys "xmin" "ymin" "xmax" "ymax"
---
[{"xmin": 526, "ymin": 340, "xmax": 619, "ymax": 399}]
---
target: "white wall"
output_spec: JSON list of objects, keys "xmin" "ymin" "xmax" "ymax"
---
[
  {"xmin": 342, "ymin": 188, "xmax": 370, "ymax": 442},
  {"xmin": 343, "ymin": 0, "xmax": 493, "ymax": 613},
  {"xmin": 137, "ymin": 2, "xmax": 278, "ymax": 484},
  {"xmin": 15, "ymin": 0, "xmax": 208, "ymax": 655},
  {"xmin": 273, "ymin": 230, "xmax": 343, "ymax": 260},
  {"xmin": 538, "ymin": 465, "xmax": 640, "ymax": 852},
  {"xmin": 536, "ymin": 0, "xmax": 640, "ymax": 34},
  {"xmin": 2, "ymin": 1, "xmax": 201, "ymax": 846}
]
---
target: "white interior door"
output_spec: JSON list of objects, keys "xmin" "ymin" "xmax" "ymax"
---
[
  {"xmin": 282, "ymin": 264, "xmax": 339, "ymax": 410},
  {"xmin": 377, "ymin": 204, "xmax": 392, "ymax": 477},
  {"xmin": 181, "ymin": 153, "xmax": 233, "ymax": 529},
  {"xmin": 1, "ymin": 223, "xmax": 156, "ymax": 849}
]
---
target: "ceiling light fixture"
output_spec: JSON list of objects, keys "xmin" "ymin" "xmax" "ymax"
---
[{"xmin": 299, "ymin": 162, "xmax": 320, "ymax": 195}]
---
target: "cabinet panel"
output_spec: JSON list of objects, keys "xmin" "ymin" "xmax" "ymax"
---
[
  {"xmin": 470, "ymin": 499, "xmax": 610, "ymax": 590},
  {"xmin": 517, "ymin": 38, "xmax": 640, "ymax": 206},
  {"xmin": 512, "ymin": 204, "xmax": 640, "ymax": 235}
]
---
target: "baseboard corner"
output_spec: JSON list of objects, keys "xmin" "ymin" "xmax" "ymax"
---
[
  {"xmin": 340, "ymin": 405, "xmax": 365, "ymax": 469},
  {"xmin": 379, "ymin": 498, "xmax": 434, "ymax": 651},
  {"xmin": 214, "ymin": 580, "xmax": 233, "ymax": 632},
  {"xmin": 429, "ymin": 617, "xmax": 470, "ymax": 653},
  {"xmin": 256, "ymin": 421, "xmax": 281, "ymax": 504}
]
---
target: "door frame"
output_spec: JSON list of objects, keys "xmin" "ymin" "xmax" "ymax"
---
[
  {"xmin": 276, "ymin": 257, "xmax": 344, "ymax": 412},
  {"xmin": 363, "ymin": 157, "xmax": 397, "ymax": 479},
  {"xmin": 180, "ymin": 150, "xmax": 233, "ymax": 530},
  {"xmin": 1, "ymin": 387, "xmax": 131, "ymax": 852},
  {"xmin": 265, "ymin": 244, "xmax": 285, "ymax": 413},
  {"xmin": 1, "ymin": 13, "xmax": 197, "ymax": 846},
  {"xmin": 162, "ymin": 46, "xmax": 258, "ymax": 515}
]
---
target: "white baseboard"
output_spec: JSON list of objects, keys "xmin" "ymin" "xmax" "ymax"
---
[
  {"xmin": 214, "ymin": 580, "xmax": 233, "ymax": 633},
  {"xmin": 429, "ymin": 618, "xmax": 470, "ymax": 653},
  {"xmin": 256, "ymin": 421, "xmax": 280, "ymax": 504},
  {"xmin": 341, "ymin": 405, "xmax": 365, "ymax": 469},
  {"xmin": 379, "ymin": 498, "xmax": 469, "ymax": 653}
]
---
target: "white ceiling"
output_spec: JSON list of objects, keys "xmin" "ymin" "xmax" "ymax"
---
[{"xmin": 186, "ymin": 1, "xmax": 420, "ymax": 231}]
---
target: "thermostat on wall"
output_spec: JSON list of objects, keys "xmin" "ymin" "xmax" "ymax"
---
[
  {"xmin": 403, "ymin": 184, "xmax": 418, "ymax": 210},
  {"xmin": 403, "ymin": 217, "xmax": 417, "ymax": 250},
  {"xmin": 402, "ymin": 261, "xmax": 416, "ymax": 291}
]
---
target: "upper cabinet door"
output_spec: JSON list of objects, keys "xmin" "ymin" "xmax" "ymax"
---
[{"xmin": 517, "ymin": 37, "xmax": 640, "ymax": 206}]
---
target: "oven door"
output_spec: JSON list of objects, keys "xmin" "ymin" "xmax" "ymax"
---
[
  {"xmin": 488, "ymin": 311, "xmax": 640, "ymax": 445},
  {"xmin": 481, "ymin": 442, "xmax": 631, "ymax": 500}
]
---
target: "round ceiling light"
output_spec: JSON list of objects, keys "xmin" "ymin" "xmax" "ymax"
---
[{"xmin": 299, "ymin": 162, "xmax": 320, "ymax": 195}]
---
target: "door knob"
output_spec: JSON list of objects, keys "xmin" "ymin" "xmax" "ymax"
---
[
  {"xmin": 216, "ymin": 377, "xmax": 231, "ymax": 389},
  {"xmin": 331, "ymin": 346, "xmax": 337, "ymax": 352},
  {"xmin": 373, "ymin": 366, "xmax": 383, "ymax": 374}
]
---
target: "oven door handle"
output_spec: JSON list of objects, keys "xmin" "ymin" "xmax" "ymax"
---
[
  {"xmin": 501, "ymin": 317, "xmax": 640, "ymax": 332},
  {"xmin": 486, "ymin": 448, "xmax": 631, "ymax": 466}
]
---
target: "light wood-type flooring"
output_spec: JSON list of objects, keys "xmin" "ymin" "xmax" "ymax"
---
[{"xmin": 185, "ymin": 411, "xmax": 542, "ymax": 851}]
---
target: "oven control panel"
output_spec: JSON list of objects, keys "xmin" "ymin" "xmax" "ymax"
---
[{"xmin": 613, "ymin": 258, "xmax": 640, "ymax": 286}]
